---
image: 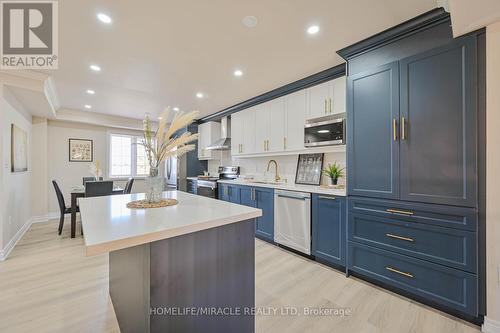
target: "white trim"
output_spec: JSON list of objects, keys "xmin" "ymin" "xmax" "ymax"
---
[
  {"xmin": 0, "ymin": 218, "xmax": 32, "ymax": 261},
  {"xmin": 31, "ymin": 212, "xmax": 59, "ymax": 223},
  {"xmin": 483, "ymin": 317, "xmax": 500, "ymax": 333}
]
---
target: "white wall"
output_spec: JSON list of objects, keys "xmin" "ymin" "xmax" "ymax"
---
[
  {"xmin": 486, "ymin": 21, "xmax": 500, "ymax": 328},
  {"xmin": 208, "ymin": 150, "xmax": 347, "ymax": 186},
  {"xmin": 31, "ymin": 117, "xmax": 48, "ymax": 218},
  {"xmin": 0, "ymin": 86, "xmax": 32, "ymax": 255},
  {"xmin": 46, "ymin": 120, "xmax": 147, "ymax": 214}
]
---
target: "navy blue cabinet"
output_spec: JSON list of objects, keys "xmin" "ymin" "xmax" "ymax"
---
[
  {"xmin": 255, "ymin": 188, "xmax": 274, "ymax": 242},
  {"xmin": 312, "ymin": 194, "xmax": 346, "ymax": 266},
  {"xmin": 348, "ymin": 36, "xmax": 477, "ymax": 208},
  {"xmin": 347, "ymin": 62, "xmax": 400, "ymax": 200},
  {"xmin": 399, "ymin": 37, "xmax": 477, "ymax": 207},
  {"xmin": 343, "ymin": 25, "xmax": 482, "ymax": 318},
  {"xmin": 218, "ymin": 183, "xmax": 240, "ymax": 204},
  {"xmin": 238, "ymin": 185, "xmax": 274, "ymax": 243}
]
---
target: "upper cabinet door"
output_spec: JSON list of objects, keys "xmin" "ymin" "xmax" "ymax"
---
[
  {"xmin": 254, "ymin": 103, "xmax": 269, "ymax": 153},
  {"xmin": 347, "ymin": 61, "xmax": 400, "ymax": 199},
  {"xmin": 242, "ymin": 108, "xmax": 256, "ymax": 154},
  {"xmin": 285, "ymin": 89, "xmax": 306, "ymax": 151},
  {"xmin": 332, "ymin": 76, "xmax": 346, "ymax": 115},
  {"xmin": 230, "ymin": 112, "xmax": 243, "ymax": 156},
  {"xmin": 267, "ymin": 97, "xmax": 285, "ymax": 152},
  {"xmin": 307, "ymin": 81, "xmax": 331, "ymax": 119},
  {"xmin": 399, "ymin": 36, "xmax": 477, "ymax": 207}
]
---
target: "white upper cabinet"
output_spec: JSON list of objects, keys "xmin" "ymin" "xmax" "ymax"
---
[
  {"xmin": 242, "ymin": 108, "xmax": 256, "ymax": 154},
  {"xmin": 231, "ymin": 108, "xmax": 256, "ymax": 155},
  {"xmin": 254, "ymin": 103, "xmax": 269, "ymax": 153},
  {"xmin": 332, "ymin": 76, "xmax": 346, "ymax": 115},
  {"xmin": 267, "ymin": 97, "xmax": 286, "ymax": 152},
  {"xmin": 307, "ymin": 76, "xmax": 346, "ymax": 119},
  {"xmin": 197, "ymin": 121, "xmax": 220, "ymax": 160},
  {"xmin": 285, "ymin": 89, "xmax": 306, "ymax": 151},
  {"xmin": 225, "ymin": 76, "xmax": 346, "ymax": 157},
  {"xmin": 231, "ymin": 112, "xmax": 243, "ymax": 156},
  {"xmin": 307, "ymin": 81, "xmax": 332, "ymax": 119}
]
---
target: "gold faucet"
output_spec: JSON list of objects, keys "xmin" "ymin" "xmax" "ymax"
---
[{"xmin": 266, "ymin": 160, "xmax": 281, "ymax": 182}]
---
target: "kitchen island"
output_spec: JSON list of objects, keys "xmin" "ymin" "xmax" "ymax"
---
[{"xmin": 79, "ymin": 191, "xmax": 262, "ymax": 333}]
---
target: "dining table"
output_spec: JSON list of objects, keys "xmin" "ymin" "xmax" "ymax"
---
[{"xmin": 70, "ymin": 185, "xmax": 124, "ymax": 238}]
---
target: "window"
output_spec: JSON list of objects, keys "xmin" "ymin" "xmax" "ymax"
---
[{"xmin": 109, "ymin": 134, "xmax": 150, "ymax": 178}]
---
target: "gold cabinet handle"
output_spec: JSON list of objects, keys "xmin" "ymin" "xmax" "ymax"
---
[
  {"xmin": 318, "ymin": 195, "xmax": 336, "ymax": 200},
  {"xmin": 324, "ymin": 99, "xmax": 327, "ymax": 114},
  {"xmin": 386, "ymin": 233, "xmax": 414, "ymax": 242},
  {"xmin": 386, "ymin": 208, "xmax": 414, "ymax": 216},
  {"xmin": 284, "ymin": 137, "xmax": 287, "ymax": 150},
  {"xmin": 267, "ymin": 140, "xmax": 270, "ymax": 151},
  {"xmin": 401, "ymin": 117, "xmax": 407, "ymax": 140},
  {"xmin": 386, "ymin": 266, "xmax": 414, "ymax": 278},
  {"xmin": 393, "ymin": 118, "xmax": 398, "ymax": 141},
  {"xmin": 329, "ymin": 98, "xmax": 332, "ymax": 113}
]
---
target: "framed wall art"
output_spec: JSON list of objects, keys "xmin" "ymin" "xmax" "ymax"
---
[
  {"xmin": 295, "ymin": 153, "xmax": 324, "ymax": 186},
  {"xmin": 69, "ymin": 138, "xmax": 93, "ymax": 162},
  {"xmin": 11, "ymin": 124, "xmax": 28, "ymax": 172}
]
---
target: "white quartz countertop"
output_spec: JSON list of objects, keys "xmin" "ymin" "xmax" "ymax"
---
[
  {"xmin": 79, "ymin": 191, "xmax": 262, "ymax": 256},
  {"xmin": 217, "ymin": 179, "xmax": 347, "ymax": 196}
]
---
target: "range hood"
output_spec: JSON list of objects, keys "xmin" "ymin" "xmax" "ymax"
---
[{"xmin": 205, "ymin": 116, "xmax": 231, "ymax": 150}]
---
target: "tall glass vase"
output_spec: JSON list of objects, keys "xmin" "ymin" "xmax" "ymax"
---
[{"xmin": 145, "ymin": 167, "xmax": 163, "ymax": 203}]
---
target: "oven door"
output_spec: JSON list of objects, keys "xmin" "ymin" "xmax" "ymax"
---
[
  {"xmin": 196, "ymin": 181, "xmax": 217, "ymax": 199},
  {"xmin": 304, "ymin": 118, "xmax": 345, "ymax": 147}
]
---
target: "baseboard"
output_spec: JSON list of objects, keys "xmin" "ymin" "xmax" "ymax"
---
[
  {"xmin": 0, "ymin": 217, "xmax": 32, "ymax": 261},
  {"xmin": 483, "ymin": 317, "xmax": 500, "ymax": 333},
  {"xmin": 31, "ymin": 212, "xmax": 60, "ymax": 223}
]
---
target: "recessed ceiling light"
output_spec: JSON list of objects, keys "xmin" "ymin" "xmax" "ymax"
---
[
  {"xmin": 242, "ymin": 16, "xmax": 258, "ymax": 28},
  {"xmin": 307, "ymin": 25, "xmax": 320, "ymax": 35},
  {"xmin": 86, "ymin": 89, "xmax": 95, "ymax": 95},
  {"xmin": 97, "ymin": 13, "xmax": 112, "ymax": 24},
  {"xmin": 89, "ymin": 64, "xmax": 101, "ymax": 72},
  {"xmin": 84, "ymin": 104, "xmax": 92, "ymax": 109},
  {"xmin": 173, "ymin": 107, "xmax": 180, "ymax": 112},
  {"xmin": 196, "ymin": 92, "xmax": 204, "ymax": 98},
  {"xmin": 234, "ymin": 69, "xmax": 243, "ymax": 77},
  {"xmin": 158, "ymin": 116, "xmax": 163, "ymax": 120}
]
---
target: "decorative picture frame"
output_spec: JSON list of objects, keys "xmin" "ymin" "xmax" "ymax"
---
[
  {"xmin": 11, "ymin": 124, "xmax": 28, "ymax": 172},
  {"xmin": 295, "ymin": 153, "xmax": 324, "ymax": 186},
  {"xmin": 69, "ymin": 138, "xmax": 93, "ymax": 162}
]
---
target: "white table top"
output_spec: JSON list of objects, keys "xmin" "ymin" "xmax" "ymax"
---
[
  {"xmin": 79, "ymin": 191, "xmax": 262, "ymax": 256},
  {"xmin": 217, "ymin": 179, "xmax": 347, "ymax": 196}
]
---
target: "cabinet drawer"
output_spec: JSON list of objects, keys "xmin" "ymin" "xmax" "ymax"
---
[
  {"xmin": 348, "ymin": 242, "xmax": 477, "ymax": 316},
  {"xmin": 348, "ymin": 213, "xmax": 476, "ymax": 272},
  {"xmin": 348, "ymin": 196, "xmax": 477, "ymax": 231}
]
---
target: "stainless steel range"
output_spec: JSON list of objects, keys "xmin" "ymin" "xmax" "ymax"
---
[{"xmin": 196, "ymin": 166, "xmax": 239, "ymax": 198}]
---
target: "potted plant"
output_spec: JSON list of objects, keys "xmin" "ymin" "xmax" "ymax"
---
[
  {"xmin": 322, "ymin": 162, "xmax": 345, "ymax": 186},
  {"xmin": 141, "ymin": 108, "xmax": 199, "ymax": 203}
]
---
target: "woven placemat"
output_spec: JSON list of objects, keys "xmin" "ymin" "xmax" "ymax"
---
[{"xmin": 126, "ymin": 199, "xmax": 178, "ymax": 209}]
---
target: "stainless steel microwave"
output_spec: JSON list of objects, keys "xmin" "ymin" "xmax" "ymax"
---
[{"xmin": 304, "ymin": 113, "xmax": 346, "ymax": 147}]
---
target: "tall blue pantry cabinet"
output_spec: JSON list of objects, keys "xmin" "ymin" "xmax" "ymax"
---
[{"xmin": 338, "ymin": 8, "xmax": 486, "ymax": 323}]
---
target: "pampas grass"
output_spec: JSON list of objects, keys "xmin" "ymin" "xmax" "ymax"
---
[{"xmin": 141, "ymin": 107, "xmax": 199, "ymax": 175}]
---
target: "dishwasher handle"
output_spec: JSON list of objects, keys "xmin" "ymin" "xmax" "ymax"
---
[{"xmin": 276, "ymin": 193, "xmax": 310, "ymax": 200}]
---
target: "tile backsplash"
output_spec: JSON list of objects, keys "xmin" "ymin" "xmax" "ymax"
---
[{"xmin": 207, "ymin": 150, "xmax": 346, "ymax": 186}]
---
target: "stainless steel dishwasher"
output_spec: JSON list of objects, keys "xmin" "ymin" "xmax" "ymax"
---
[{"xmin": 274, "ymin": 189, "xmax": 311, "ymax": 255}]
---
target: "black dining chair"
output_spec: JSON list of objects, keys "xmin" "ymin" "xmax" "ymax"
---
[
  {"xmin": 85, "ymin": 181, "xmax": 114, "ymax": 197},
  {"xmin": 83, "ymin": 177, "xmax": 103, "ymax": 185},
  {"xmin": 52, "ymin": 180, "xmax": 79, "ymax": 235},
  {"xmin": 123, "ymin": 178, "xmax": 134, "ymax": 194}
]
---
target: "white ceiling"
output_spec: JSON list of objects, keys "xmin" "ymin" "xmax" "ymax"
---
[{"xmin": 48, "ymin": 0, "xmax": 438, "ymax": 120}]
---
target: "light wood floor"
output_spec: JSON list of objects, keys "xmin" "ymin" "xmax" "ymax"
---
[{"xmin": 0, "ymin": 220, "xmax": 481, "ymax": 333}]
